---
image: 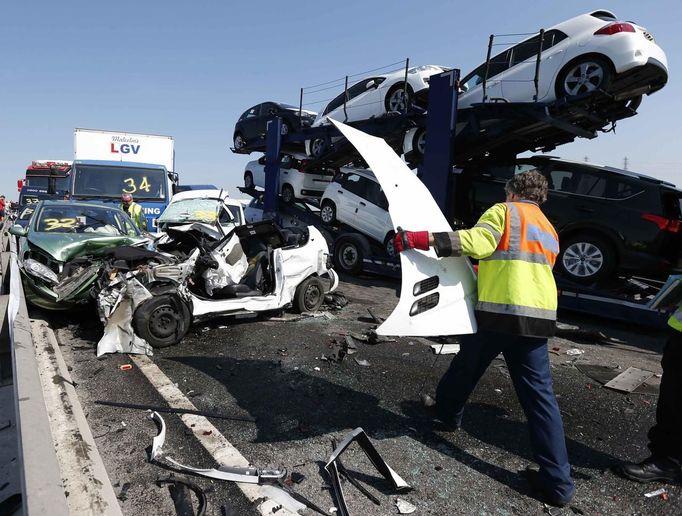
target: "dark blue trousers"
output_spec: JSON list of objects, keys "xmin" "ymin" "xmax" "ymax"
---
[{"xmin": 435, "ymin": 328, "xmax": 575, "ymax": 503}]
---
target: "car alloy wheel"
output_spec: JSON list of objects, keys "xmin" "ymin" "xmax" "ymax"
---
[
  {"xmin": 563, "ymin": 61, "xmax": 606, "ymax": 96},
  {"xmin": 281, "ymin": 122, "xmax": 290, "ymax": 135},
  {"xmin": 415, "ymin": 129, "xmax": 426, "ymax": 155},
  {"xmin": 234, "ymin": 133, "xmax": 245, "ymax": 149},
  {"xmin": 311, "ymin": 138, "xmax": 326, "ymax": 158},
  {"xmin": 387, "ymin": 87, "xmax": 409, "ymax": 112},
  {"xmin": 562, "ymin": 241, "xmax": 604, "ymax": 278},
  {"xmin": 320, "ymin": 203, "xmax": 335, "ymax": 224},
  {"xmin": 281, "ymin": 184, "xmax": 294, "ymax": 204}
]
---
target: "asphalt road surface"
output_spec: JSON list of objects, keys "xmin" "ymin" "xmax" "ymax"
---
[{"xmin": 43, "ymin": 273, "xmax": 681, "ymax": 515}]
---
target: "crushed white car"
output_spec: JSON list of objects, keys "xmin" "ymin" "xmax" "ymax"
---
[{"xmin": 96, "ymin": 221, "xmax": 338, "ymax": 354}]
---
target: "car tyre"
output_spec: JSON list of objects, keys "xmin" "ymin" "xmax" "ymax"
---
[
  {"xmin": 281, "ymin": 121, "xmax": 291, "ymax": 135},
  {"xmin": 293, "ymin": 276, "xmax": 325, "ymax": 313},
  {"xmin": 244, "ymin": 171, "xmax": 254, "ymax": 189},
  {"xmin": 334, "ymin": 236, "xmax": 363, "ymax": 275},
  {"xmin": 556, "ymin": 56, "xmax": 612, "ymax": 98},
  {"xmin": 385, "ymin": 84, "xmax": 414, "ymax": 113},
  {"xmin": 133, "ymin": 295, "xmax": 191, "ymax": 348},
  {"xmin": 310, "ymin": 138, "xmax": 327, "ymax": 158},
  {"xmin": 557, "ymin": 234, "xmax": 616, "ymax": 284},
  {"xmin": 281, "ymin": 184, "xmax": 295, "ymax": 204},
  {"xmin": 320, "ymin": 201, "xmax": 336, "ymax": 225},
  {"xmin": 384, "ymin": 231, "xmax": 396, "ymax": 258},
  {"xmin": 234, "ymin": 132, "xmax": 246, "ymax": 150}
]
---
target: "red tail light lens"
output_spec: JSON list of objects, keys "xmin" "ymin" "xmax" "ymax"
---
[
  {"xmin": 17, "ymin": 179, "xmax": 24, "ymax": 191},
  {"xmin": 641, "ymin": 213, "xmax": 681, "ymax": 232},
  {"xmin": 594, "ymin": 22, "xmax": 636, "ymax": 35}
]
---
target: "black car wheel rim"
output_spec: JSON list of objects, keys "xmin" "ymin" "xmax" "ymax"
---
[
  {"xmin": 563, "ymin": 62, "xmax": 605, "ymax": 96},
  {"xmin": 149, "ymin": 305, "xmax": 179, "ymax": 339},
  {"xmin": 282, "ymin": 187, "xmax": 293, "ymax": 203},
  {"xmin": 304, "ymin": 283, "xmax": 322, "ymax": 310},
  {"xmin": 312, "ymin": 139, "xmax": 324, "ymax": 156},
  {"xmin": 416, "ymin": 131, "xmax": 426, "ymax": 154},
  {"xmin": 234, "ymin": 135, "xmax": 245, "ymax": 149},
  {"xmin": 563, "ymin": 242, "xmax": 603, "ymax": 277}
]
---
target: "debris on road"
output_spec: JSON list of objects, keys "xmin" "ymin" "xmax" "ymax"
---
[
  {"xmin": 325, "ymin": 427, "xmax": 411, "ymax": 516},
  {"xmin": 565, "ymin": 348, "xmax": 585, "ymax": 356},
  {"xmin": 430, "ymin": 344, "xmax": 460, "ymax": 355},
  {"xmin": 354, "ymin": 358, "xmax": 371, "ymax": 367},
  {"xmin": 604, "ymin": 367, "xmax": 656, "ymax": 393},
  {"xmin": 156, "ymin": 478, "xmax": 208, "ymax": 516},
  {"xmin": 330, "ymin": 438, "xmax": 382, "ymax": 506},
  {"xmin": 148, "ymin": 412, "xmax": 286, "ymax": 483},
  {"xmin": 119, "ymin": 364, "xmax": 133, "ymax": 371},
  {"xmin": 367, "ymin": 307, "xmax": 384, "ymax": 324},
  {"xmin": 644, "ymin": 487, "xmax": 667, "ymax": 498},
  {"xmin": 396, "ymin": 498, "xmax": 417, "ymax": 514},
  {"xmin": 95, "ymin": 400, "xmax": 256, "ymax": 422}
]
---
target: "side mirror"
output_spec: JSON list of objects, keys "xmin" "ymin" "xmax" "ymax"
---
[{"xmin": 9, "ymin": 225, "xmax": 27, "ymax": 237}]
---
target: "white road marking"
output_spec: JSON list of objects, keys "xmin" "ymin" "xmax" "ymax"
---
[{"xmin": 130, "ymin": 355, "xmax": 302, "ymax": 516}]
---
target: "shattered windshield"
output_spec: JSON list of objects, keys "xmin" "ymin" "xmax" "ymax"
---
[
  {"xmin": 159, "ymin": 198, "xmax": 233, "ymax": 224},
  {"xmin": 34, "ymin": 205, "xmax": 135, "ymax": 235}
]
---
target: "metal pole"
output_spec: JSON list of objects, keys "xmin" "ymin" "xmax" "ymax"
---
[
  {"xmin": 533, "ymin": 29, "xmax": 545, "ymax": 101},
  {"xmin": 299, "ymin": 87, "xmax": 303, "ymax": 122},
  {"xmin": 343, "ymin": 75, "xmax": 349, "ymax": 122},
  {"xmin": 483, "ymin": 35, "xmax": 494, "ymax": 102},
  {"xmin": 402, "ymin": 58, "xmax": 410, "ymax": 113}
]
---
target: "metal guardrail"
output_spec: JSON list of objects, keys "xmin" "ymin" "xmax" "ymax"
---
[{"xmin": 1, "ymin": 222, "xmax": 69, "ymax": 515}]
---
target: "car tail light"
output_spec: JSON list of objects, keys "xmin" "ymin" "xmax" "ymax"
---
[
  {"xmin": 641, "ymin": 213, "xmax": 681, "ymax": 233},
  {"xmin": 594, "ymin": 22, "xmax": 635, "ymax": 35},
  {"xmin": 17, "ymin": 179, "xmax": 24, "ymax": 191}
]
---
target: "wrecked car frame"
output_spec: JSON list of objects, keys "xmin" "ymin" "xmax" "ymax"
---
[{"xmin": 96, "ymin": 220, "xmax": 338, "ymax": 352}]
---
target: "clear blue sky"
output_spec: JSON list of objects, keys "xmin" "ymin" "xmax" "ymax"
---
[{"xmin": 1, "ymin": 1, "xmax": 680, "ymax": 201}]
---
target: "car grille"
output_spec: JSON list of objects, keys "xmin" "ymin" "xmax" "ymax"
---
[
  {"xmin": 29, "ymin": 250, "xmax": 61, "ymax": 275},
  {"xmin": 643, "ymin": 31, "xmax": 654, "ymax": 42}
]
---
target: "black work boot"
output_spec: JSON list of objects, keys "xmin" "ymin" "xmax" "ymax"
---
[{"xmin": 617, "ymin": 457, "xmax": 681, "ymax": 484}]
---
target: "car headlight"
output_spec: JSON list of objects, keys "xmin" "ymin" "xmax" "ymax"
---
[{"xmin": 23, "ymin": 258, "xmax": 59, "ymax": 284}]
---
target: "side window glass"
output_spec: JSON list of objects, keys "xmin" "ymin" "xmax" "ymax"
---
[
  {"xmin": 324, "ymin": 92, "xmax": 347, "ymax": 116},
  {"xmin": 280, "ymin": 155, "xmax": 293, "ymax": 169},
  {"xmin": 606, "ymin": 179, "xmax": 642, "ymax": 200},
  {"xmin": 549, "ymin": 169, "xmax": 574, "ymax": 192},
  {"xmin": 514, "ymin": 164, "xmax": 537, "ymax": 175},
  {"xmin": 542, "ymin": 30, "xmax": 568, "ymax": 51},
  {"xmin": 574, "ymin": 172, "xmax": 606, "ymax": 197},
  {"xmin": 487, "ymin": 49, "xmax": 511, "ymax": 78},
  {"xmin": 510, "ymin": 35, "xmax": 541, "ymax": 66},
  {"xmin": 342, "ymin": 174, "xmax": 363, "ymax": 195}
]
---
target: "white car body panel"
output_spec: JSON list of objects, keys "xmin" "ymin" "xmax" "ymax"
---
[
  {"xmin": 331, "ymin": 119, "xmax": 477, "ymax": 337},
  {"xmin": 189, "ymin": 225, "xmax": 337, "ymax": 318},
  {"xmin": 244, "ymin": 158, "xmax": 333, "ymax": 199}
]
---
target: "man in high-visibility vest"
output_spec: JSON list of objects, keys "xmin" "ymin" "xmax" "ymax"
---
[
  {"xmin": 120, "ymin": 193, "xmax": 147, "ymax": 231},
  {"xmin": 617, "ymin": 304, "xmax": 682, "ymax": 483},
  {"xmin": 394, "ymin": 170, "xmax": 574, "ymax": 507}
]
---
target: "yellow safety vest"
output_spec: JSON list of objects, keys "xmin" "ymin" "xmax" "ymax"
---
[
  {"xmin": 433, "ymin": 201, "xmax": 559, "ymax": 337},
  {"xmin": 120, "ymin": 202, "xmax": 147, "ymax": 231},
  {"xmin": 668, "ymin": 303, "xmax": 682, "ymax": 332}
]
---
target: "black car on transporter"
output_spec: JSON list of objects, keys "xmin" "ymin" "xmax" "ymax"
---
[
  {"xmin": 232, "ymin": 101, "xmax": 317, "ymax": 152},
  {"xmin": 455, "ymin": 156, "xmax": 682, "ymax": 284}
]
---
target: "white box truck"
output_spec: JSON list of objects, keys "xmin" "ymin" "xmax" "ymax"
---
[
  {"xmin": 71, "ymin": 128, "xmax": 178, "ymax": 231},
  {"xmin": 74, "ymin": 128, "xmax": 174, "ymax": 172}
]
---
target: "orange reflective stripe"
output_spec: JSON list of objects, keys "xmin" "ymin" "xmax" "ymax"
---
[{"xmin": 494, "ymin": 202, "xmax": 558, "ymax": 266}]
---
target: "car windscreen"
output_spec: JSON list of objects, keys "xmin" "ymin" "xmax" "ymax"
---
[
  {"xmin": 72, "ymin": 164, "xmax": 166, "ymax": 201},
  {"xmin": 25, "ymin": 175, "xmax": 70, "ymax": 191},
  {"xmin": 34, "ymin": 205, "xmax": 131, "ymax": 234},
  {"xmin": 160, "ymin": 198, "xmax": 232, "ymax": 224}
]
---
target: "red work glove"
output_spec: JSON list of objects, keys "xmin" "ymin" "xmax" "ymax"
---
[{"xmin": 394, "ymin": 230, "xmax": 430, "ymax": 253}]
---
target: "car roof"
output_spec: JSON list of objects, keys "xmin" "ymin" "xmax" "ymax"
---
[
  {"xmin": 525, "ymin": 156, "xmax": 680, "ymax": 190},
  {"xmin": 339, "ymin": 167, "xmax": 377, "ymax": 181},
  {"xmin": 170, "ymin": 189, "xmax": 230, "ymax": 202}
]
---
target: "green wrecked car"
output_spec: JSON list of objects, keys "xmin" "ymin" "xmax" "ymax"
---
[{"xmin": 9, "ymin": 200, "xmax": 150, "ymax": 310}]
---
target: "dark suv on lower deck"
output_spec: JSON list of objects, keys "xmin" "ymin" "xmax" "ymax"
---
[{"xmin": 455, "ymin": 156, "xmax": 682, "ymax": 283}]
